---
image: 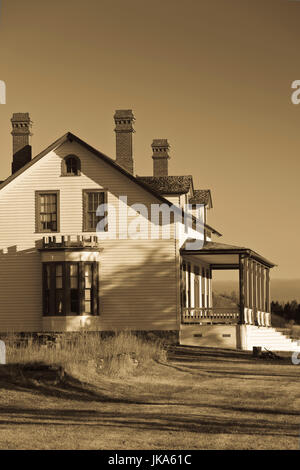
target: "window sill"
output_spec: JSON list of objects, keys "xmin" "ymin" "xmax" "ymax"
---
[
  {"xmin": 35, "ymin": 231, "xmax": 59, "ymax": 234},
  {"xmin": 43, "ymin": 314, "xmax": 99, "ymax": 317},
  {"xmin": 60, "ymin": 174, "xmax": 81, "ymax": 177}
]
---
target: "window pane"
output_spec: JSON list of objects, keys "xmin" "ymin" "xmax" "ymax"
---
[
  {"xmin": 88, "ymin": 213, "xmax": 94, "ymax": 229},
  {"xmin": 55, "ymin": 291, "xmax": 63, "ymax": 315},
  {"xmin": 46, "ymin": 265, "xmax": 50, "ymax": 289},
  {"xmin": 70, "ymin": 290, "xmax": 79, "ymax": 314},
  {"xmin": 70, "ymin": 264, "xmax": 78, "ymax": 277},
  {"xmin": 84, "ymin": 265, "xmax": 92, "ymax": 288},
  {"xmin": 88, "ymin": 194, "xmax": 93, "ymax": 211},
  {"xmin": 85, "ymin": 192, "xmax": 105, "ymax": 231},
  {"xmin": 39, "ymin": 193, "xmax": 58, "ymax": 232},
  {"xmin": 56, "ymin": 264, "xmax": 63, "ymax": 288},
  {"xmin": 56, "ymin": 265, "xmax": 62, "ymax": 276},
  {"xmin": 66, "ymin": 157, "xmax": 79, "ymax": 175}
]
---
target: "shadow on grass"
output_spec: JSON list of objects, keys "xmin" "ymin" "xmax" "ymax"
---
[
  {"xmin": 167, "ymin": 345, "xmax": 293, "ymax": 364},
  {"xmin": 165, "ymin": 346, "xmax": 299, "ymax": 380},
  {"xmin": 0, "ymin": 405, "xmax": 298, "ymax": 439},
  {"xmin": 0, "ymin": 361, "xmax": 299, "ymax": 441},
  {"xmin": 0, "ymin": 363, "xmax": 142, "ymax": 404}
]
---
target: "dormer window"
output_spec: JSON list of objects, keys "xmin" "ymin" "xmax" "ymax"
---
[{"xmin": 62, "ymin": 155, "xmax": 81, "ymax": 176}]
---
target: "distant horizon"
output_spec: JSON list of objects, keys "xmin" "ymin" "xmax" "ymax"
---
[
  {"xmin": 214, "ymin": 277, "xmax": 300, "ymax": 281},
  {"xmin": 213, "ymin": 278, "xmax": 300, "ymax": 303}
]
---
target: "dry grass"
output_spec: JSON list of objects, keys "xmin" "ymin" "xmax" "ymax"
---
[
  {"xmin": 5, "ymin": 331, "xmax": 167, "ymax": 378},
  {"xmin": 1, "ymin": 341, "xmax": 300, "ymax": 450}
]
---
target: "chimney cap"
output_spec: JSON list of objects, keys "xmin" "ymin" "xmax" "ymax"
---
[
  {"xmin": 11, "ymin": 112, "xmax": 32, "ymax": 122},
  {"xmin": 151, "ymin": 139, "xmax": 170, "ymax": 149},
  {"xmin": 114, "ymin": 109, "xmax": 135, "ymax": 120}
]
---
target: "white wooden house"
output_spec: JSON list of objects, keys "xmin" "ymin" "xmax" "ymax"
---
[{"xmin": 0, "ymin": 110, "xmax": 299, "ymax": 351}]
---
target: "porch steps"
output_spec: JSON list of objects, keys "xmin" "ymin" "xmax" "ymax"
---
[{"xmin": 245, "ymin": 326, "xmax": 300, "ymax": 352}]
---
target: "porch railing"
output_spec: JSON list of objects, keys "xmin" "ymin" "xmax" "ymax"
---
[
  {"xmin": 41, "ymin": 235, "xmax": 99, "ymax": 249},
  {"xmin": 182, "ymin": 307, "xmax": 240, "ymax": 324}
]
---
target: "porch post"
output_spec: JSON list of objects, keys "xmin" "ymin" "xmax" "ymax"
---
[
  {"xmin": 185, "ymin": 264, "xmax": 190, "ymax": 308},
  {"xmin": 253, "ymin": 261, "xmax": 257, "ymax": 324},
  {"xmin": 266, "ymin": 268, "xmax": 271, "ymax": 326},
  {"xmin": 261, "ymin": 265, "xmax": 265, "ymax": 325},
  {"xmin": 209, "ymin": 268, "xmax": 213, "ymax": 308},
  {"xmin": 194, "ymin": 266, "xmax": 200, "ymax": 309},
  {"xmin": 244, "ymin": 257, "xmax": 248, "ymax": 308},
  {"xmin": 199, "ymin": 267, "xmax": 203, "ymax": 308},
  {"xmin": 243, "ymin": 257, "xmax": 249, "ymax": 323},
  {"xmin": 239, "ymin": 254, "xmax": 245, "ymax": 324},
  {"xmin": 204, "ymin": 269, "xmax": 208, "ymax": 308},
  {"xmin": 190, "ymin": 266, "xmax": 195, "ymax": 308},
  {"xmin": 202, "ymin": 268, "xmax": 207, "ymax": 308},
  {"xmin": 257, "ymin": 262, "xmax": 261, "ymax": 324},
  {"xmin": 266, "ymin": 268, "xmax": 270, "ymax": 312},
  {"xmin": 249, "ymin": 258, "xmax": 253, "ymax": 323}
]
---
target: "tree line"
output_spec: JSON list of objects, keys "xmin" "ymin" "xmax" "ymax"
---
[{"xmin": 271, "ymin": 300, "xmax": 300, "ymax": 325}]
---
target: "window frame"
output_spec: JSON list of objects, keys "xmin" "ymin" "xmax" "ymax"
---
[
  {"xmin": 42, "ymin": 261, "xmax": 99, "ymax": 316},
  {"xmin": 82, "ymin": 189, "xmax": 108, "ymax": 233},
  {"xmin": 35, "ymin": 190, "xmax": 60, "ymax": 233},
  {"xmin": 61, "ymin": 155, "xmax": 81, "ymax": 177}
]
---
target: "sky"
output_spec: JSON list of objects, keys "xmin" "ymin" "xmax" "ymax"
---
[{"xmin": 0, "ymin": 0, "xmax": 299, "ymax": 281}]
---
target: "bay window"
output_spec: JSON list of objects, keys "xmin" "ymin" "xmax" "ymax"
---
[{"xmin": 43, "ymin": 261, "xmax": 99, "ymax": 316}]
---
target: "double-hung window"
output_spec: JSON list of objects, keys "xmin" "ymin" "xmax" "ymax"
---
[
  {"xmin": 36, "ymin": 191, "xmax": 59, "ymax": 232},
  {"xmin": 83, "ymin": 190, "xmax": 107, "ymax": 232}
]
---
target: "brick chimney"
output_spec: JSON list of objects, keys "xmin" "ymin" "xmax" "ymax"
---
[
  {"xmin": 114, "ymin": 109, "xmax": 135, "ymax": 174},
  {"xmin": 152, "ymin": 139, "xmax": 170, "ymax": 176},
  {"xmin": 11, "ymin": 113, "xmax": 33, "ymax": 174}
]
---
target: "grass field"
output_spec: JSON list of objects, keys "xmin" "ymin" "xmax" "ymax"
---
[{"xmin": 0, "ymin": 337, "xmax": 299, "ymax": 450}]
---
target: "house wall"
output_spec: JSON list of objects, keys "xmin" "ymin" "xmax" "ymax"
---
[
  {"xmin": 180, "ymin": 324, "xmax": 239, "ymax": 349},
  {"xmin": 161, "ymin": 195, "xmax": 180, "ymax": 207},
  {"xmin": 0, "ymin": 140, "xmax": 180, "ymax": 332}
]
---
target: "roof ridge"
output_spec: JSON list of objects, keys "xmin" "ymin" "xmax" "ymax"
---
[{"xmin": 0, "ymin": 131, "xmax": 221, "ymax": 237}]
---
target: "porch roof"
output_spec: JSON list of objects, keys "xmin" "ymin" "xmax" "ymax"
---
[{"xmin": 180, "ymin": 241, "xmax": 276, "ymax": 268}]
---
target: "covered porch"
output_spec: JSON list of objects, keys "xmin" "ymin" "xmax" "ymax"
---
[{"xmin": 180, "ymin": 241, "xmax": 275, "ymax": 327}]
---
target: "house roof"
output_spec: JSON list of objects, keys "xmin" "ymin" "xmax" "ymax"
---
[
  {"xmin": 137, "ymin": 175, "xmax": 193, "ymax": 194},
  {"xmin": 189, "ymin": 189, "xmax": 212, "ymax": 207},
  {"xmin": 138, "ymin": 178, "xmax": 213, "ymax": 208},
  {"xmin": 181, "ymin": 240, "xmax": 275, "ymax": 268},
  {"xmin": 0, "ymin": 132, "xmax": 222, "ymax": 236}
]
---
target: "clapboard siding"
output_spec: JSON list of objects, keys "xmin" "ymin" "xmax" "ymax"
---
[{"xmin": 0, "ymin": 140, "xmax": 178, "ymax": 332}]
